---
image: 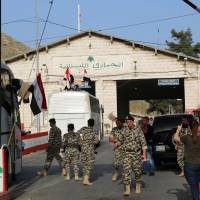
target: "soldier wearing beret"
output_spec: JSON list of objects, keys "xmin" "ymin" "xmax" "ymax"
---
[{"xmin": 120, "ymin": 115, "xmax": 147, "ymax": 196}]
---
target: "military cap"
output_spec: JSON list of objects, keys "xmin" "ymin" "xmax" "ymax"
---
[{"xmin": 125, "ymin": 115, "xmax": 134, "ymax": 121}]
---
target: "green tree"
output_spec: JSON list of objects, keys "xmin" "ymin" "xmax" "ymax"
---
[{"xmin": 166, "ymin": 28, "xmax": 200, "ymax": 58}]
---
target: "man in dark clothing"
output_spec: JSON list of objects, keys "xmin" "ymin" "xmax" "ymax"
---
[
  {"xmin": 141, "ymin": 117, "xmax": 155, "ymax": 176},
  {"xmin": 141, "ymin": 117, "xmax": 153, "ymax": 144}
]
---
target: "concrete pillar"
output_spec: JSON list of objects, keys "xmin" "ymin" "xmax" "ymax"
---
[
  {"xmin": 95, "ymin": 80, "xmax": 117, "ymax": 133},
  {"xmin": 184, "ymin": 77, "xmax": 200, "ymax": 110}
]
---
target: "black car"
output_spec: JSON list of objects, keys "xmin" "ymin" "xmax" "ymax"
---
[{"xmin": 152, "ymin": 113, "xmax": 194, "ymax": 166}]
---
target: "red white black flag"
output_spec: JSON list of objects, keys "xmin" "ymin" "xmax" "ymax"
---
[
  {"xmin": 65, "ymin": 67, "xmax": 71, "ymax": 89},
  {"xmin": 64, "ymin": 67, "xmax": 74, "ymax": 90},
  {"xmin": 29, "ymin": 73, "xmax": 47, "ymax": 115}
]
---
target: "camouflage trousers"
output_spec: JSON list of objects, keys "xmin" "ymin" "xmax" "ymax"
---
[
  {"xmin": 63, "ymin": 148, "xmax": 80, "ymax": 174},
  {"xmin": 43, "ymin": 150, "xmax": 64, "ymax": 172},
  {"xmin": 177, "ymin": 144, "xmax": 184, "ymax": 170},
  {"xmin": 113, "ymin": 147, "xmax": 124, "ymax": 171},
  {"xmin": 123, "ymin": 151, "xmax": 142, "ymax": 185},
  {"xmin": 82, "ymin": 151, "xmax": 95, "ymax": 176}
]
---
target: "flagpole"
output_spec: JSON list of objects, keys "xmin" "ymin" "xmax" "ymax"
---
[
  {"xmin": 77, "ymin": 3, "xmax": 81, "ymax": 33},
  {"xmin": 35, "ymin": 0, "xmax": 40, "ymax": 132}
]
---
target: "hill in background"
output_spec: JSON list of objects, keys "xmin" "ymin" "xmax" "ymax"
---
[{"xmin": 1, "ymin": 32, "xmax": 31, "ymax": 60}]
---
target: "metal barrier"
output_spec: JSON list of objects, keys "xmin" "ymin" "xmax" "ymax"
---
[
  {"xmin": 0, "ymin": 145, "xmax": 8, "ymax": 194},
  {"xmin": 22, "ymin": 131, "xmax": 48, "ymax": 155},
  {"xmin": 0, "ymin": 132, "xmax": 48, "ymax": 196}
]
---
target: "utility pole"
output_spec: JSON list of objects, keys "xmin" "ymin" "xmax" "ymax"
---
[
  {"xmin": 182, "ymin": 0, "xmax": 200, "ymax": 13},
  {"xmin": 35, "ymin": 0, "xmax": 40, "ymax": 132},
  {"xmin": 77, "ymin": 3, "xmax": 81, "ymax": 32}
]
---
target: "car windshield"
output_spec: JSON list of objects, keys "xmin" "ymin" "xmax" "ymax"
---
[{"xmin": 153, "ymin": 115, "xmax": 193, "ymax": 133}]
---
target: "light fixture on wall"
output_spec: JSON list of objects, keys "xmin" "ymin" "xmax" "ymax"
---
[
  {"xmin": 42, "ymin": 64, "xmax": 48, "ymax": 74},
  {"xmin": 134, "ymin": 61, "xmax": 137, "ymax": 76},
  {"xmin": 41, "ymin": 64, "xmax": 49, "ymax": 82},
  {"xmin": 184, "ymin": 57, "xmax": 187, "ymax": 75}
]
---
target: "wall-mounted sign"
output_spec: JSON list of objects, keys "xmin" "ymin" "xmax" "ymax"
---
[
  {"xmin": 59, "ymin": 55, "xmax": 124, "ymax": 70},
  {"xmin": 52, "ymin": 54, "xmax": 132, "ymax": 77},
  {"xmin": 158, "ymin": 79, "xmax": 179, "ymax": 86}
]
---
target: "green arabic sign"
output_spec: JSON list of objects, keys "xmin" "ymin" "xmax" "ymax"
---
[
  {"xmin": 59, "ymin": 56, "xmax": 123, "ymax": 70},
  {"xmin": 0, "ymin": 167, "xmax": 3, "ymax": 174}
]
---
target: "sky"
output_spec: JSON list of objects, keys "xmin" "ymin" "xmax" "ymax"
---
[{"xmin": 1, "ymin": 0, "xmax": 200, "ymax": 49}]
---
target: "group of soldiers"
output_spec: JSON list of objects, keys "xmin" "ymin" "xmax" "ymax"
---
[
  {"xmin": 109, "ymin": 115, "xmax": 196, "ymax": 196},
  {"xmin": 37, "ymin": 115, "xmax": 152, "ymax": 196},
  {"xmin": 109, "ymin": 115, "xmax": 149, "ymax": 196},
  {"xmin": 37, "ymin": 118, "xmax": 98, "ymax": 186}
]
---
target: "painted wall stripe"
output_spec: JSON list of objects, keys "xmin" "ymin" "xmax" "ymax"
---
[
  {"xmin": 22, "ymin": 143, "xmax": 48, "ymax": 155},
  {"xmin": 22, "ymin": 131, "xmax": 48, "ymax": 155},
  {"xmin": 22, "ymin": 131, "xmax": 48, "ymax": 140}
]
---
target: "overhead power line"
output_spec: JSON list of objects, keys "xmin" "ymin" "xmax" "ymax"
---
[
  {"xmin": 1, "ymin": 18, "xmax": 35, "ymax": 25},
  {"xmin": 183, "ymin": 0, "xmax": 200, "ymax": 13},
  {"xmin": 38, "ymin": 2, "xmax": 53, "ymax": 48},
  {"xmin": 97, "ymin": 12, "xmax": 199, "ymax": 31},
  {"xmin": 40, "ymin": 19, "xmax": 80, "ymax": 31},
  {"xmin": 2, "ymin": 12, "xmax": 198, "ymax": 32},
  {"xmin": 2, "ymin": 18, "xmax": 79, "ymax": 32},
  {"xmin": 23, "ymin": 34, "xmax": 68, "ymax": 44},
  {"xmin": 28, "ymin": 0, "xmax": 54, "ymax": 80},
  {"xmin": 2, "ymin": 18, "xmax": 80, "ymax": 31}
]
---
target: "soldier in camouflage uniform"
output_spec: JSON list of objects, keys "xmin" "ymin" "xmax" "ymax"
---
[
  {"xmin": 78, "ymin": 118, "xmax": 98, "ymax": 186},
  {"xmin": 120, "ymin": 115, "xmax": 147, "ymax": 196},
  {"xmin": 109, "ymin": 118, "xmax": 125, "ymax": 181},
  {"xmin": 177, "ymin": 142, "xmax": 184, "ymax": 176},
  {"xmin": 61, "ymin": 123, "xmax": 81, "ymax": 181},
  {"xmin": 174, "ymin": 118, "xmax": 191, "ymax": 177},
  {"xmin": 37, "ymin": 118, "xmax": 65, "ymax": 176}
]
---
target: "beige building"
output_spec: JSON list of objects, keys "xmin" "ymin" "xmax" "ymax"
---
[{"xmin": 4, "ymin": 31, "xmax": 200, "ymax": 132}]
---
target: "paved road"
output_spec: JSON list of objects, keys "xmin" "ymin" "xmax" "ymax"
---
[{"xmin": 9, "ymin": 139, "xmax": 192, "ymax": 200}]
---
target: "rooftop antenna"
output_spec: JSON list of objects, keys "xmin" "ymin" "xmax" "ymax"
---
[{"xmin": 78, "ymin": 3, "xmax": 81, "ymax": 32}]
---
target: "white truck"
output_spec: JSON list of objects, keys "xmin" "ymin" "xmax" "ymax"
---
[{"xmin": 48, "ymin": 91, "xmax": 102, "ymax": 142}]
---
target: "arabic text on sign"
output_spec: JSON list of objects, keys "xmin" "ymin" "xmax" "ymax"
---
[{"xmin": 158, "ymin": 79, "xmax": 180, "ymax": 86}]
